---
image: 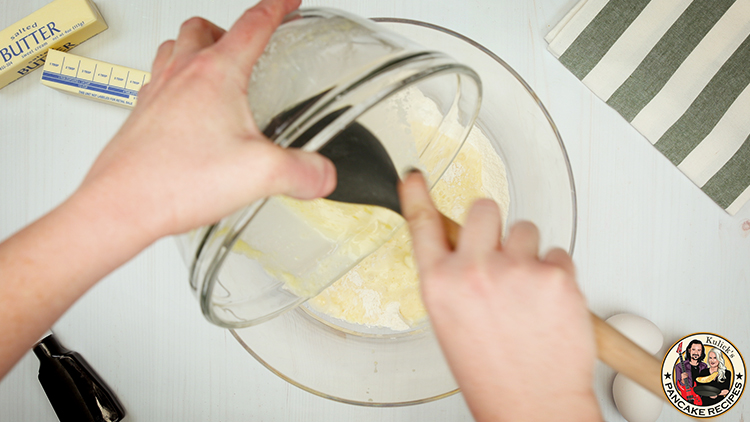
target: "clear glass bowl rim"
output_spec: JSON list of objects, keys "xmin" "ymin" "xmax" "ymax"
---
[{"xmin": 229, "ymin": 16, "xmax": 578, "ymax": 407}]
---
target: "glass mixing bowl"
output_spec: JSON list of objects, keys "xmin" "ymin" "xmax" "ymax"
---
[
  {"xmin": 176, "ymin": 8, "xmax": 482, "ymax": 328},
  {"xmin": 231, "ymin": 19, "xmax": 577, "ymax": 406}
]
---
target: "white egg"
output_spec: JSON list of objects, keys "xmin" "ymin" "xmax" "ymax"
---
[
  {"xmin": 606, "ymin": 313, "xmax": 663, "ymax": 355},
  {"xmin": 613, "ymin": 372, "xmax": 663, "ymax": 422}
]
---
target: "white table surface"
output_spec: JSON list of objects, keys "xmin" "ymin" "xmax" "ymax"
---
[{"xmin": 2, "ymin": 0, "xmax": 749, "ymax": 420}]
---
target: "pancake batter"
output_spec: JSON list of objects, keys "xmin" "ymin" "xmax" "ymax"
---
[{"xmin": 308, "ymin": 125, "xmax": 509, "ymax": 331}]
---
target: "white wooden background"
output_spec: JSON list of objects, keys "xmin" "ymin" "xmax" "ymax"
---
[{"xmin": 2, "ymin": 0, "xmax": 749, "ymax": 420}]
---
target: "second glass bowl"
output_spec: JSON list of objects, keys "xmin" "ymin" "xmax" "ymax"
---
[{"xmin": 231, "ymin": 18, "xmax": 577, "ymax": 406}]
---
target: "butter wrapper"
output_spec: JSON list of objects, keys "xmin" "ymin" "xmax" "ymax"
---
[
  {"xmin": 0, "ymin": 0, "xmax": 108, "ymax": 90},
  {"xmin": 41, "ymin": 49, "xmax": 151, "ymax": 108}
]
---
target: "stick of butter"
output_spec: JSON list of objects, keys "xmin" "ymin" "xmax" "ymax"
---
[
  {"xmin": 0, "ymin": 0, "xmax": 107, "ymax": 90},
  {"xmin": 41, "ymin": 49, "xmax": 150, "ymax": 108}
]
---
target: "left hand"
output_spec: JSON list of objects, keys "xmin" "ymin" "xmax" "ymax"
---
[
  {"xmin": 78, "ymin": 0, "xmax": 336, "ymax": 241},
  {"xmin": 0, "ymin": 0, "xmax": 335, "ymax": 381}
]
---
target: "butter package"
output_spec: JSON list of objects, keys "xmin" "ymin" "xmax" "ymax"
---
[
  {"xmin": 41, "ymin": 49, "xmax": 150, "ymax": 108},
  {"xmin": 0, "ymin": 0, "xmax": 107, "ymax": 90}
]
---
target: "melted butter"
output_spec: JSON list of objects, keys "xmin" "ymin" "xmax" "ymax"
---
[{"xmin": 231, "ymin": 196, "xmax": 402, "ymax": 298}]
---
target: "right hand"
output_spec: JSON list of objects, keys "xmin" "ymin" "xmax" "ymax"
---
[{"xmin": 398, "ymin": 172, "xmax": 600, "ymax": 422}]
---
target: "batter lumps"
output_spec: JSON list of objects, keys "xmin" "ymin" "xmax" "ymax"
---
[
  {"xmin": 229, "ymin": 86, "xmax": 509, "ymax": 330},
  {"xmin": 308, "ymin": 126, "xmax": 509, "ymax": 331}
]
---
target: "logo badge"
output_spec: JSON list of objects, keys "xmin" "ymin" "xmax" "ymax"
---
[{"xmin": 661, "ymin": 333, "xmax": 745, "ymax": 418}]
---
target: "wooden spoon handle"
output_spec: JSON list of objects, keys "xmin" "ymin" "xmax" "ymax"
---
[
  {"xmin": 591, "ymin": 313, "xmax": 665, "ymax": 400},
  {"xmin": 438, "ymin": 215, "xmax": 666, "ymax": 400}
]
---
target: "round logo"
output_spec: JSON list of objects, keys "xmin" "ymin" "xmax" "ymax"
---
[{"xmin": 661, "ymin": 333, "xmax": 745, "ymax": 418}]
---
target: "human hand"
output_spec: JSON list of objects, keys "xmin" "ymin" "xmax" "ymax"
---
[
  {"xmin": 77, "ymin": 0, "xmax": 335, "ymax": 242},
  {"xmin": 398, "ymin": 172, "xmax": 600, "ymax": 422},
  {"xmin": 720, "ymin": 389, "xmax": 729, "ymax": 396},
  {"xmin": 0, "ymin": 0, "xmax": 339, "ymax": 381}
]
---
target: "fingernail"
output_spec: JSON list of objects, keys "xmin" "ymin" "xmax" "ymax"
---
[{"xmin": 405, "ymin": 167, "xmax": 422, "ymax": 175}]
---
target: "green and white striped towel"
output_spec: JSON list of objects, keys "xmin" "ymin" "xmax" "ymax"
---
[{"xmin": 546, "ymin": 0, "xmax": 750, "ymax": 215}]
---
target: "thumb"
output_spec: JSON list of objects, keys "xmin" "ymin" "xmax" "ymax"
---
[{"xmin": 264, "ymin": 147, "xmax": 337, "ymax": 200}]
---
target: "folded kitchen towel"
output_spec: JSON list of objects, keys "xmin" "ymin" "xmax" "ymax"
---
[{"xmin": 546, "ymin": 0, "xmax": 750, "ymax": 215}]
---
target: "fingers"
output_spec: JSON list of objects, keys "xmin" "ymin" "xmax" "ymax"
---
[
  {"xmin": 504, "ymin": 221, "xmax": 540, "ymax": 258},
  {"xmin": 217, "ymin": 0, "xmax": 301, "ymax": 78},
  {"xmin": 399, "ymin": 171, "xmax": 451, "ymax": 270},
  {"xmin": 542, "ymin": 247, "xmax": 576, "ymax": 276},
  {"xmin": 457, "ymin": 199, "xmax": 502, "ymax": 256},
  {"xmin": 172, "ymin": 17, "xmax": 226, "ymax": 61},
  {"xmin": 149, "ymin": 0, "xmax": 297, "ymax": 89},
  {"xmin": 148, "ymin": 18, "xmax": 226, "ymax": 85},
  {"xmin": 150, "ymin": 40, "xmax": 175, "ymax": 80}
]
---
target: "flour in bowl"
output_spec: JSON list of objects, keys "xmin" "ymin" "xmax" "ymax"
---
[{"xmin": 308, "ymin": 124, "xmax": 509, "ymax": 331}]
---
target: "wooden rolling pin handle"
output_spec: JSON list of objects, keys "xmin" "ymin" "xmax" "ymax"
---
[
  {"xmin": 437, "ymin": 216, "xmax": 666, "ymax": 401},
  {"xmin": 591, "ymin": 313, "xmax": 666, "ymax": 400}
]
